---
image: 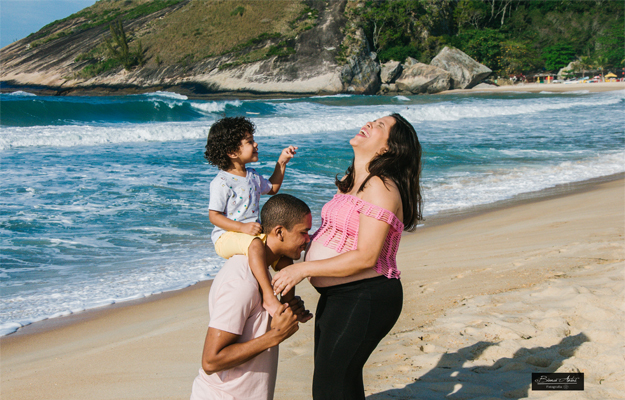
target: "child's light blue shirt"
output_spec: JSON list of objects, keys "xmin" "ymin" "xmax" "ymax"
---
[{"xmin": 208, "ymin": 168, "xmax": 272, "ymax": 244}]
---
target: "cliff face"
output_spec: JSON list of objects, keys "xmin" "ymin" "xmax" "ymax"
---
[{"xmin": 0, "ymin": 0, "xmax": 380, "ymax": 97}]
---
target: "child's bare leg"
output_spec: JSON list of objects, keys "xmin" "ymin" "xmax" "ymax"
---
[
  {"xmin": 248, "ymin": 238, "xmax": 282, "ymax": 316},
  {"xmin": 273, "ymin": 257, "xmax": 294, "ymax": 303},
  {"xmin": 274, "ymin": 257, "xmax": 311, "ymax": 322}
]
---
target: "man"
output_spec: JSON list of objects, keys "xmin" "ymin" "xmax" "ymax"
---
[{"xmin": 190, "ymin": 194, "xmax": 313, "ymax": 400}]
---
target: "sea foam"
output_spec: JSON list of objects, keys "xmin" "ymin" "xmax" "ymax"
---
[
  {"xmin": 1, "ymin": 90, "xmax": 623, "ymax": 336},
  {"xmin": 2, "ymin": 91, "xmax": 623, "ymax": 150}
]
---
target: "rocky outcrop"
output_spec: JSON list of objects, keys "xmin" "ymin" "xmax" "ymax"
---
[
  {"xmin": 557, "ymin": 61, "xmax": 578, "ymax": 79},
  {"xmin": 0, "ymin": 0, "xmax": 351, "ymax": 96},
  {"xmin": 430, "ymin": 46, "xmax": 491, "ymax": 89},
  {"xmin": 191, "ymin": 0, "xmax": 347, "ymax": 94},
  {"xmin": 404, "ymin": 57, "xmax": 419, "ymax": 68},
  {"xmin": 0, "ymin": 1, "xmax": 495, "ymax": 97},
  {"xmin": 395, "ymin": 62, "xmax": 450, "ymax": 94},
  {"xmin": 380, "ymin": 61, "xmax": 402, "ymax": 84},
  {"xmin": 379, "ymin": 83, "xmax": 397, "ymax": 93},
  {"xmin": 339, "ymin": 28, "xmax": 380, "ymax": 94}
]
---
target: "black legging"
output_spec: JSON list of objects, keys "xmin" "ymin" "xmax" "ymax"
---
[{"xmin": 312, "ymin": 275, "xmax": 403, "ymax": 400}]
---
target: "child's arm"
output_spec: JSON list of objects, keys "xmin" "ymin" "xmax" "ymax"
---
[
  {"xmin": 248, "ymin": 238, "xmax": 282, "ymax": 316},
  {"xmin": 267, "ymin": 146, "xmax": 298, "ymax": 195},
  {"xmin": 209, "ymin": 210, "xmax": 262, "ymax": 236}
]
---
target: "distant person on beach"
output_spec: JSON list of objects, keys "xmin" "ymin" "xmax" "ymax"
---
[
  {"xmin": 272, "ymin": 114, "xmax": 423, "ymax": 399},
  {"xmin": 190, "ymin": 194, "xmax": 313, "ymax": 400},
  {"xmin": 204, "ymin": 116, "xmax": 298, "ymax": 317}
]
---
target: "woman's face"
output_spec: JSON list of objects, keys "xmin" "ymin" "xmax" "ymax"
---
[{"xmin": 350, "ymin": 116, "xmax": 395, "ymax": 158}]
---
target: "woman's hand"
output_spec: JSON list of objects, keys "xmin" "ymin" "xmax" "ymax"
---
[{"xmin": 272, "ymin": 264, "xmax": 305, "ymax": 296}]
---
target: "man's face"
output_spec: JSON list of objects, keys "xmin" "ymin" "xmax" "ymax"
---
[{"xmin": 281, "ymin": 213, "xmax": 312, "ymax": 260}]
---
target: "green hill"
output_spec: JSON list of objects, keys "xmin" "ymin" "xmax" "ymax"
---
[{"xmin": 1, "ymin": 0, "xmax": 622, "ymax": 96}]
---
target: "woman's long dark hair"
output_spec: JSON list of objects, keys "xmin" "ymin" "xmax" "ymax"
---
[{"xmin": 336, "ymin": 113, "xmax": 423, "ymax": 231}]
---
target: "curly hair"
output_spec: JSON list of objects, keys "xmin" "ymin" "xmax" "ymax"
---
[{"xmin": 204, "ymin": 117, "xmax": 255, "ymax": 170}]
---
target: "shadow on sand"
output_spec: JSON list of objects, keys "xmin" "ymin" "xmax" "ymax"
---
[{"xmin": 368, "ymin": 333, "xmax": 589, "ymax": 400}]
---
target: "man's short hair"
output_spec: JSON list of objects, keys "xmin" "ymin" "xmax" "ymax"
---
[{"xmin": 261, "ymin": 194, "xmax": 310, "ymax": 232}]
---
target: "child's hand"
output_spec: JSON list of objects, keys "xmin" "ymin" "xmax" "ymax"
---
[
  {"xmin": 241, "ymin": 222, "xmax": 262, "ymax": 236},
  {"xmin": 287, "ymin": 295, "xmax": 313, "ymax": 323},
  {"xmin": 278, "ymin": 146, "xmax": 298, "ymax": 165}
]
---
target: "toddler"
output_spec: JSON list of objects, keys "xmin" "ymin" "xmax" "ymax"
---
[{"xmin": 204, "ymin": 116, "xmax": 297, "ymax": 315}]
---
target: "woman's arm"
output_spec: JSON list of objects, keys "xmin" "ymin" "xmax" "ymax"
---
[{"xmin": 271, "ymin": 177, "xmax": 401, "ymax": 295}]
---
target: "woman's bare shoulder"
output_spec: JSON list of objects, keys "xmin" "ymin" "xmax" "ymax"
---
[{"xmin": 361, "ymin": 177, "xmax": 401, "ymax": 214}]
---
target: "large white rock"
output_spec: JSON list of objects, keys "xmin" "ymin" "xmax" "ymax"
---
[
  {"xmin": 380, "ymin": 60, "xmax": 402, "ymax": 84},
  {"xmin": 430, "ymin": 46, "xmax": 491, "ymax": 89},
  {"xmin": 404, "ymin": 56, "xmax": 419, "ymax": 68},
  {"xmin": 395, "ymin": 62, "xmax": 450, "ymax": 94},
  {"xmin": 557, "ymin": 61, "xmax": 578, "ymax": 79}
]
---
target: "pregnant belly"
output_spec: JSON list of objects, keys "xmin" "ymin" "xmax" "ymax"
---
[{"xmin": 305, "ymin": 240, "xmax": 380, "ymax": 288}]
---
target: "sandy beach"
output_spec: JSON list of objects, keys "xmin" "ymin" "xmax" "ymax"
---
[
  {"xmin": 1, "ymin": 175, "xmax": 623, "ymax": 399},
  {"xmin": 444, "ymin": 81, "xmax": 625, "ymax": 94}
]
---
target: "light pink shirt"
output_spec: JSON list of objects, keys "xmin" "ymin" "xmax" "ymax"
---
[{"xmin": 190, "ymin": 255, "xmax": 278, "ymax": 400}]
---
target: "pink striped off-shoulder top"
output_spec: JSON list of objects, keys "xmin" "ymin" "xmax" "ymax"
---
[{"xmin": 311, "ymin": 193, "xmax": 404, "ymax": 279}]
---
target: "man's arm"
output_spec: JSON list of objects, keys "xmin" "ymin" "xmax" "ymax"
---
[{"xmin": 201, "ymin": 304, "xmax": 298, "ymax": 374}]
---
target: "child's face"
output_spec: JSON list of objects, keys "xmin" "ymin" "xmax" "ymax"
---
[{"xmin": 233, "ymin": 132, "xmax": 258, "ymax": 164}]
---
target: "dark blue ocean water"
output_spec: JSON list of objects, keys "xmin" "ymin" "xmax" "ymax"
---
[{"xmin": 1, "ymin": 89, "xmax": 624, "ymax": 335}]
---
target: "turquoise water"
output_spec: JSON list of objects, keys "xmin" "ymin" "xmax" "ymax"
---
[{"xmin": 1, "ymin": 89, "xmax": 624, "ymax": 335}]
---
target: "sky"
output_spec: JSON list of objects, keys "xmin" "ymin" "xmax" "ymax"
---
[{"xmin": 1, "ymin": 0, "xmax": 98, "ymax": 49}]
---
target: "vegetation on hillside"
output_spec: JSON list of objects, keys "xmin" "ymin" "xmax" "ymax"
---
[
  {"xmin": 135, "ymin": 0, "xmax": 317, "ymax": 70},
  {"xmin": 28, "ymin": 0, "xmax": 184, "ymax": 49},
  {"xmin": 352, "ymin": 0, "xmax": 624, "ymax": 76},
  {"xmin": 133, "ymin": 1, "xmax": 309, "ymax": 75},
  {"xmin": 25, "ymin": 0, "xmax": 318, "ymax": 78},
  {"xmin": 20, "ymin": 0, "xmax": 623, "ymax": 80}
]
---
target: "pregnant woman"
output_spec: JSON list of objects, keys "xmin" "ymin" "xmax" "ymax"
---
[{"xmin": 272, "ymin": 113, "xmax": 423, "ymax": 399}]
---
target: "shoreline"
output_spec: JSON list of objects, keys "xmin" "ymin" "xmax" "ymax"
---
[
  {"xmin": 442, "ymin": 81, "xmax": 625, "ymax": 94},
  {"xmin": 2, "ymin": 81, "xmax": 623, "ymax": 100},
  {"xmin": 2, "ymin": 176, "xmax": 623, "ymax": 399},
  {"xmin": 2, "ymin": 172, "xmax": 622, "ymax": 339}
]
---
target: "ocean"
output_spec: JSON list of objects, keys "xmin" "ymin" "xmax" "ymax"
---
[{"xmin": 1, "ymin": 89, "xmax": 624, "ymax": 336}]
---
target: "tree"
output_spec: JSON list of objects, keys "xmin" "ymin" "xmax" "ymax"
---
[
  {"xmin": 501, "ymin": 40, "xmax": 539, "ymax": 75},
  {"xmin": 596, "ymin": 20, "xmax": 625, "ymax": 68},
  {"xmin": 594, "ymin": 55, "xmax": 608, "ymax": 81},
  {"xmin": 454, "ymin": 0, "xmax": 488, "ymax": 30},
  {"xmin": 485, "ymin": 0, "xmax": 515, "ymax": 27},
  {"xmin": 577, "ymin": 55, "xmax": 593, "ymax": 79},
  {"xmin": 105, "ymin": 19, "xmax": 144, "ymax": 71},
  {"xmin": 449, "ymin": 28, "xmax": 505, "ymax": 72},
  {"xmin": 357, "ymin": 0, "xmax": 450, "ymax": 63},
  {"xmin": 542, "ymin": 43, "xmax": 576, "ymax": 72}
]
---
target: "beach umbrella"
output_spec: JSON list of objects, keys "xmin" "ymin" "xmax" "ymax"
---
[{"xmin": 605, "ymin": 72, "xmax": 617, "ymax": 78}]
